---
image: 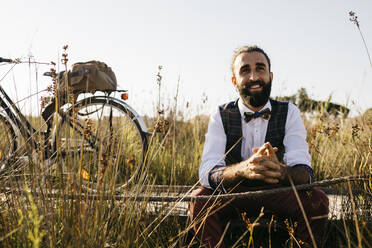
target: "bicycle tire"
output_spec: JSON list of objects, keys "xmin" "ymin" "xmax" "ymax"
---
[
  {"xmin": 0, "ymin": 114, "xmax": 17, "ymax": 171},
  {"xmin": 53, "ymin": 96, "xmax": 148, "ymax": 190}
]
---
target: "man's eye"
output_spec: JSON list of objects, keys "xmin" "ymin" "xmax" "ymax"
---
[{"xmin": 241, "ymin": 67, "xmax": 250, "ymax": 73}]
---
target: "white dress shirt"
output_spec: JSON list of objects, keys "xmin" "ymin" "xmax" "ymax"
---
[{"xmin": 199, "ymin": 99, "xmax": 311, "ymax": 188}]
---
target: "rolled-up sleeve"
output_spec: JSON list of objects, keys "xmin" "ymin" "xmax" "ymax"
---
[
  {"xmin": 283, "ymin": 103, "xmax": 312, "ymax": 169},
  {"xmin": 199, "ymin": 108, "xmax": 227, "ymax": 188}
]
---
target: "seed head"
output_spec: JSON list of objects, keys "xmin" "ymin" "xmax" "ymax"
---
[{"xmin": 349, "ymin": 11, "xmax": 359, "ymax": 27}]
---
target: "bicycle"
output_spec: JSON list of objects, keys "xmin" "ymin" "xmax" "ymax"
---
[{"xmin": 0, "ymin": 57, "xmax": 151, "ymax": 190}]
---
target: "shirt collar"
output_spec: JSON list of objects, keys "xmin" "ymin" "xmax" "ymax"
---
[{"xmin": 237, "ymin": 98, "xmax": 272, "ymax": 118}]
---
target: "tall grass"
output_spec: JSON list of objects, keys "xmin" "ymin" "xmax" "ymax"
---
[
  {"xmin": 0, "ymin": 60, "xmax": 371, "ymax": 247},
  {"xmin": 2, "ymin": 95, "xmax": 370, "ymax": 247}
]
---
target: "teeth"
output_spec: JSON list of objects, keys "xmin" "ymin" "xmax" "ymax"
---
[{"xmin": 250, "ymin": 84, "xmax": 261, "ymax": 89}]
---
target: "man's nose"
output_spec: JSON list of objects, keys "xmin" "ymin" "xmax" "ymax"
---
[{"xmin": 248, "ymin": 71, "xmax": 259, "ymax": 81}]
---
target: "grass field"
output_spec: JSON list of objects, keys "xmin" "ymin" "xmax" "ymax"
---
[{"xmin": 0, "ymin": 97, "xmax": 371, "ymax": 247}]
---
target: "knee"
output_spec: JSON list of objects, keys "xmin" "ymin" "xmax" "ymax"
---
[
  {"xmin": 189, "ymin": 187, "xmax": 214, "ymax": 217},
  {"xmin": 307, "ymin": 188, "xmax": 329, "ymax": 216}
]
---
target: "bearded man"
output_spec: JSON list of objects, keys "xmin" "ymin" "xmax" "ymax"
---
[{"xmin": 189, "ymin": 45, "xmax": 329, "ymax": 247}]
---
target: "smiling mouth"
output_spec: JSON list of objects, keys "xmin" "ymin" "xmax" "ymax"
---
[
  {"xmin": 250, "ymin": 84, "xmax": 262, "ymax": 89},
  {"xmin": 248, "ymin": 83, "xmax": 263, "ymax": 90}
]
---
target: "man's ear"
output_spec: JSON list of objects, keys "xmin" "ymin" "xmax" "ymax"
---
[
  {"xmin": 231, "ymin": 76, "xmax": 237, "ymax": 87},
  {"xmin": 270, "ymin": 72, "xmax": 273, "ymax": 82}
]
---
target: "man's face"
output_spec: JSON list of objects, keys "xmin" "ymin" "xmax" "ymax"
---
[{"xmin": 232, "ymin": 52, "xmax": 273, "ymax": 108}]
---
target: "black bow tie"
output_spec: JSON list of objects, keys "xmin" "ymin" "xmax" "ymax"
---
[{"xmin": 243, "ymin": 108, "xmax": 271, "ymax": 123}]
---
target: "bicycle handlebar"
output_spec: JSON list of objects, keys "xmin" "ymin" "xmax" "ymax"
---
[{"xmin": 0, "ymin": 57, "xmax": 13, "ymax": 63}]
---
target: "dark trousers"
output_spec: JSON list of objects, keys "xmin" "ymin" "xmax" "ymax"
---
[{"xmin": 189, "ymin": 185, "xmax": 329, "ymax": 248}]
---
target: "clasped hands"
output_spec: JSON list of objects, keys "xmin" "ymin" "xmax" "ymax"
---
[{"xmin": 237, "ymin": 142, "xmax": 288, "ymax": 184}]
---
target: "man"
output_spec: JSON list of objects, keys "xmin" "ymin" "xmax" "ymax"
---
[{"xmin": 189, "ymin": 45, "xmax": 329, "ymax": 247}]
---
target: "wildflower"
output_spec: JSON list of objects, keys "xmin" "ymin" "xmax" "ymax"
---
[
  {"xmin": 349, "ymin": 11, "xmax": 359, "ymax": 27},
  {"xmin": 61, "ymin": 45, "xmax": 69, "ymax": 68}
]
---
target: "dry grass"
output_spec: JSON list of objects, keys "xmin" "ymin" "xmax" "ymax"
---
[
  {"xmin": 0, "ymin": 55, "xmax": 371, "ymax": 247},
  {"xmin": 0, "ymin": 98, "xmax": 370, "ymax": 247}
]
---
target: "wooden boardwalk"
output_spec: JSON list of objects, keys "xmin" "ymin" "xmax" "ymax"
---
[
  {"xmin": 1, "ymin": 180, "xmax": 370, "ymax": 220},
  {"xmin": 143, "ymin": 187, "xmax": 369, "ymax": 220}
]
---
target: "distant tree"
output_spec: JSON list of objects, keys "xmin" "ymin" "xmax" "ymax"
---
[{"xmin": 275, "ymin": 88, "xmax": 350, "ymax": 117}]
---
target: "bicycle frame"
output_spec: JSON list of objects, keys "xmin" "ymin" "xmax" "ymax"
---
[{"xmin": 0, "ymin": 83, "xmax": 40, "ymax": 151}]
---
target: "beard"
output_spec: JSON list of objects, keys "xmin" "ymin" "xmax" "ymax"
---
[{"xmin": 237, "ymin": 79, "xmax": 272, "ymax": 108}]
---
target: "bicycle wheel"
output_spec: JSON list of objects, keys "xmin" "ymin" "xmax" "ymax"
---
[
  {"xmin": 0, "ymin": 114, "xmax": 17, "ymax": 171},
  {"xmin": 53, "ymin": 96, "xmax": 148, "ymax": 190}
]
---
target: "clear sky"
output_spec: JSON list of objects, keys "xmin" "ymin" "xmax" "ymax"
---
[{"xmin": 1, "ymin": 0, "xmax": 371, "ymax": 118}]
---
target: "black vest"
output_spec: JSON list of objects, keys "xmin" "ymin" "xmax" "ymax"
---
[{"xmin": 219, "ymin": 99, "xmax": 288, "ymax": 166}]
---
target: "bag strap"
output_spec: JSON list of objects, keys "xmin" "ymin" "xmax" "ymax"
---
[{"xmin": 70, "ymin": 68, "xmax": 91, "ymax": 78}]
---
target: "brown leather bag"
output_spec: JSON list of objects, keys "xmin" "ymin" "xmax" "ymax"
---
[{"xmin": 59, "ymin": 61, "xmax": 117, "ymax": 97}]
